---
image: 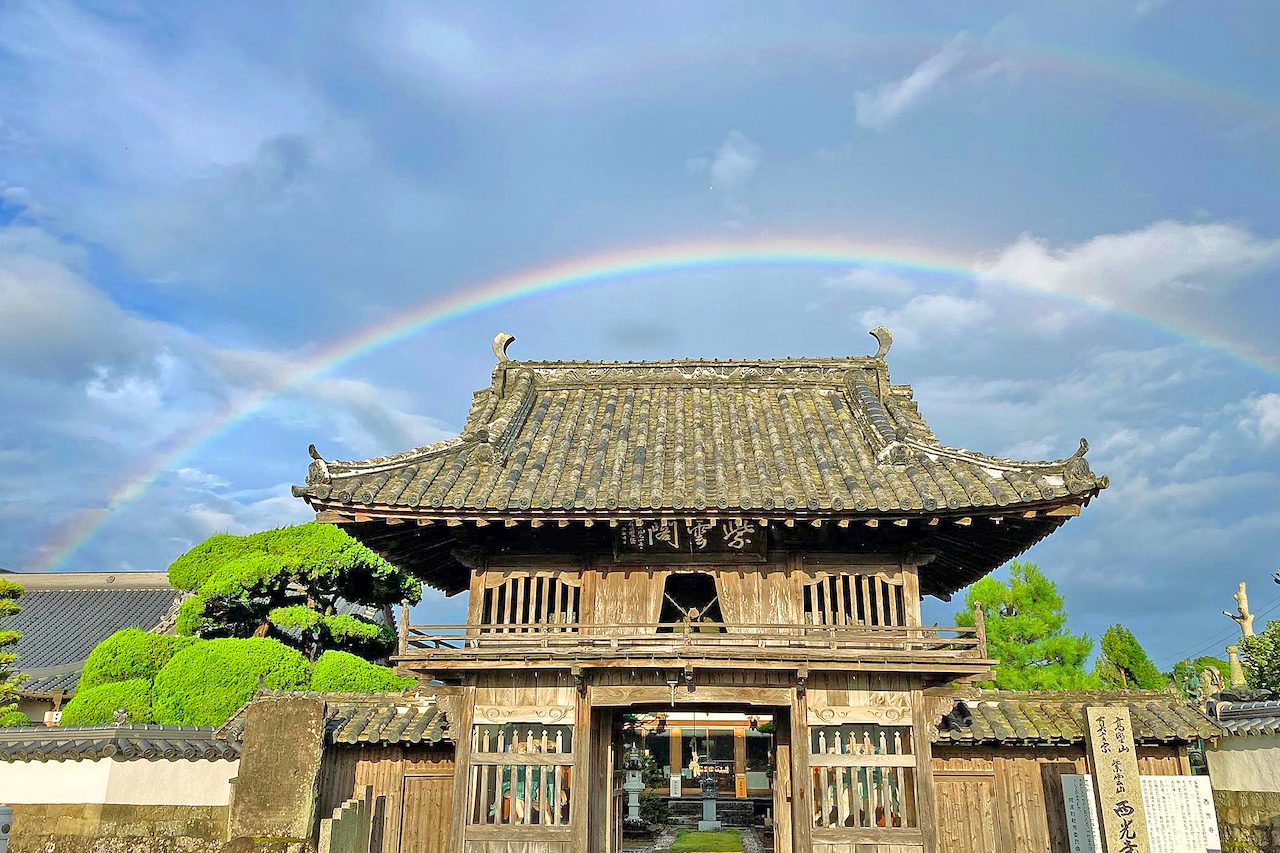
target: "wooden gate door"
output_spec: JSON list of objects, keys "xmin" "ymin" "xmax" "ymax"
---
[
  {"xmin": 400, "ymin": 774, "xmax": 454, "ymax": 853},
  {"xmin": 934, "ymin": 773, "xmax": 998, "ymax": 853}
]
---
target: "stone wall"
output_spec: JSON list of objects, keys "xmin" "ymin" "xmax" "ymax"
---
[
  {"xmin": 10, "ymin": 804, "xmax": 228, "ymax": 853},
  {"xmin": 1215, "ymin": 789, "xmax": 1280, "ymax": 853}
]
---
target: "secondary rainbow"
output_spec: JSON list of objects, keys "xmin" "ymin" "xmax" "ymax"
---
[{"xmin": 28, "ymin": 235, "xmax": 1278, "ymax": 574}]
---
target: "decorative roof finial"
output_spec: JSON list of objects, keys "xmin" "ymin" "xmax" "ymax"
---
[
  {"xmin": 492, "ymin": 331, "xmax": 516, "ymax": 362},
  {"xmin": 306, "ymin": 444, "xmax": 331, "ymax": 484},
  {"xmin": 869, "ymin": 326, "xmax": 893, "ymax": 359}
]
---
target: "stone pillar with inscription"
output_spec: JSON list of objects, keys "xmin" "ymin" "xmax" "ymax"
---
[{"xmin": 1084, "ymin": 706, "xmax": 1150, "ymax": 853}]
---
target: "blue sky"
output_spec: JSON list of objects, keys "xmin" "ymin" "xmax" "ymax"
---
[{"xmin": 1, "ymin": 1, "xmax": 1278, "ymax": 670}]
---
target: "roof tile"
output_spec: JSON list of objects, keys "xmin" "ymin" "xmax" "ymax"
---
[{"xmin": 296, "ymin": 355, "xmax": 1106, "ymax": 519}]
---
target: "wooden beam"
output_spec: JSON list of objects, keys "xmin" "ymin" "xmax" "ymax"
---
[
  {"xmin": 955, "ymin": 517, "xmax": 971, "ymax": 527},
  {"xmin": 893, "ymin": 518, "xmax": 909, "ymax": 527},
  {"xmin": 1046, "ymin": 503, "xmax": 1082, "ymax": 517},
  {"xmin": 865, "ymin": 519, "xmax": 879, "ymax": 528}
]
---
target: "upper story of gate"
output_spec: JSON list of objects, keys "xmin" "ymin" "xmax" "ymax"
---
[{"xmin": 293, "ymin": 330, "xmax": 1107, "ymax": 677}]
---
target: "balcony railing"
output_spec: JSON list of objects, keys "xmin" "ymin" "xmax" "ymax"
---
[{"xmin": 396, "ymin": 618, "xmax": 989, "ymax": 672}]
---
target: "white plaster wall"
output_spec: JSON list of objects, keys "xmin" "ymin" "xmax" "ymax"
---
[
  {"xmin": 0, "ymin": 758, "xmax": 238, "ymax": 805},
  {"xmin": 0, "ymin": 759, "xmax": 112, "ymax": 803},
  {"xmin": 105, "ymin": 759, "xmax": 239, "ymax": 806},
  {"xmin": 1207, "ymin": 735, "xmax": 1280, "ymax": 793}
]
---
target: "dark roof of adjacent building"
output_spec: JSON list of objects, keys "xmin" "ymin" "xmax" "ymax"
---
[
  {"xmin": 1211, "ymin": 699, "xmax": 1280, "ymax": 737},
  {"xmin": 928, "ymin": 689, "xmax": 1221, "ymax": 746},
  {"xmin": 295, "ymin": 332, "xmax": 1106, "ymax": 595},
  {"xmin": 0, "ymin": 724, "xmax": 240, "ymax": 763},
  {"xmin": 1, "ymin": 572, "xmax": 183, "ymax": 696}
]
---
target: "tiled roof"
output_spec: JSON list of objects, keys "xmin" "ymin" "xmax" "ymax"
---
[
  {"xmin": 1212, "ymin": 700, "xmax": 1280, "ymax": 737},
  {"xmin": 1, "ymin": 573, "xmax": 183, "ymax": 697},
  {"xmin": 327, "ymin": 695, "xmax": 449, "ymax": 745},
  {"xmin": 929, "ymin": 690, "xmax": 1221, "ymax": 746},
  {"xmin": 295, "ymin": 334, "xmax": 1106, "ymax": 520},
  {"xmin": 216, "ymin": 691, "xmax": 451, "ymax": 747},
  {"xmin": 0, "ymin": 724, "xmax": 240, "ymax": 763}
]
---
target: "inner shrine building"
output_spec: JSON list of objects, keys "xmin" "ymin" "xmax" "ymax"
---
[{"xmin": 293, "ymin": 329, "xmax": 1108, "ymax": 853}]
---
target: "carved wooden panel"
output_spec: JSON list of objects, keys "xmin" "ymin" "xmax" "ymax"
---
[{"xmin": 473, "ymin": 705, "xmax": 576, "ymax": 725}]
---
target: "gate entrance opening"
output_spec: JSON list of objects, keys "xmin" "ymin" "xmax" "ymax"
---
[{"xmin": 604, "ymin": 705, "xmax": 784, "ymax": 848}]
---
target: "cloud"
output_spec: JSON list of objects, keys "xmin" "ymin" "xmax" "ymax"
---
[
  {"xmin": 854, "ymin": 33, "xmax": 973, "ymax": 131},
  {"xmin": 860, "ymin": 294, "xmax": 993, "ymax": 344},
  {"xmin": 688, "ymin": 131, "xmax": 762, "ymax": 192},
  {"xmin": 978, "ymin": 220, "xmax": 1280, "ymax": 308},
  {"xmin": 1241, "ymin": 393, "xmax": 1280, "ymax": 444},
  {"xmin": 821, "ymin": 268, "xmax": 915, "ymax": 294},
  {"xmin": 0, "ymin": 1, "xmax": 331, "ymax": 185},
  {"xmin": 0, "ymin": 226, "xmax": 160, "ymax": 378}
]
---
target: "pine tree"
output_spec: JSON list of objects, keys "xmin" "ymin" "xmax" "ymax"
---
[
  {"xmin": 168, "ymin": 523, "xmax": 421, "ymax": 661},
  {"xmin": 0, "ymin": 577, "xmax": 25, "ymax": 718},
  {"xmin": 955, "ymin": 561, "xmax": 1095, "ymax": 690},
  {"xmin": 1094, "ymin": 624, "xmax": 1167, "ymax": 690}
]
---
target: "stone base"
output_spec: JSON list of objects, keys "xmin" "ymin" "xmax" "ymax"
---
[{"xmin": 697, "ymin": 820, "xmax": 723, "ymax": 831}]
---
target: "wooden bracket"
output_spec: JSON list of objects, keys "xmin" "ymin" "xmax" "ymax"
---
[
  {"xmin": 796, "ymin": 666, "xmax": 809, "ymax": 697},
  {"xmin": 572, "ymin": 665, "xmax": 586, "ymax": 697}
]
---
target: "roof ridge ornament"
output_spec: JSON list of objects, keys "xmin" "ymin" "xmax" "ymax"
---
[
  {"xmin": 492, "ymin": 331, "xmax": 516, "ymax": 362},
  {"xmin": 307, "ymin": 444, "xmax": 331, "ymax": 484},
  {"xmin": 869, "ymin": 326, "xmax": 893, "ymax": 359}
]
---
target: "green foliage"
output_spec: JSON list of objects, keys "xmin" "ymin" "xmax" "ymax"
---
[
  {"xmin": 322, "ymin": 614, "xmax": 397, "ymax": 659},
  {"xmin": 1240, "ymin": 620, "xmax": 1280, "ymax": 694},
  {"xmin": 78, "ymin": 629, "xmax": 198, "ymax": 692},
  {"xmin": 1171, "ymin": 656, "xmax": 1231, "ymax": 699},
  {"xmin": 956, "ymin": 561, "xmax": 1096, "ymax": 690},
  {"xmin": 60, "ymin": 679, "xmax": 154, "ymax": 725},
  {"xmin": 0, "ymin": 577, "xmax": 23, "ymax": 717},
  {"xmin": 670, "ymin": 829, "xmax": 743, "ymax": 853},
  {"xmin": 638, "ymin": 791, "xmax": 670, "ymax": 826},
  {"xmin": 1095, "ymin": 624, "xmax": 1167, "ymax": 690},
  {"xmin": 309, "ymin": 650, "xmax": 414, "ymax": 693},
  {"xmin": 0, "ymin": 709, "xmax": 31, "ymax": 727},
  {"xmin": 153, "ymin": 637, "xmax": 311, "ymax": 726},
  {"xmin": 167, "ymin": 524, "xmax": 418, "ymax": 662}
]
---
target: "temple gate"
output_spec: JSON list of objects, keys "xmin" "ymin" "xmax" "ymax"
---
[{"xmin": 294, "ymin": 329, "xmax": 1107, "ymax": 852}]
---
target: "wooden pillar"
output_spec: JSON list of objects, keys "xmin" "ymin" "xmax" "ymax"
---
[
  {"xmin": 447, "ymin": 685, "xmax": 475, "ymax": 853},
  {"xmin": 911, "ymin": 687, "xmax": 938, "ymax": 853},
  {"xmin": 669, "ymin": 727, "xmax": 682, "ymax": 782},
  {"xmin": 790, "ymin": 685, "xmax": 812, "ymax": 852},
  {"xmin": 734, "ymin": 728, "xmax": 748, "ymax": 798},
  {"xmin": 571, "ymin": 688, "xmax": 594, "ymax": 853},
  {"xmin": 772, "ymin": 705, "xmax": 794, "ymax": 853}
]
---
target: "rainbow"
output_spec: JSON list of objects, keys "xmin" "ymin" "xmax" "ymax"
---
[{"xmin": 26, "ymin": 236, "xmax": 1279, "ymax": 574}]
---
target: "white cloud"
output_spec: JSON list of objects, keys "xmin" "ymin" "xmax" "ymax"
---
[
  {"xmin": 822, "ymin": 268, "xmax": 915, "ymax": 294},
  {"xmin": 977, "ymin": 220, "xmax": 1280, "ymax": 307},
  {"xmin": 688, "ymin": 131, "xmax": 762, "ymax": 192},
  {"xmin": 0, "ymin": 1, "xmax": 331, "ymax": 185},
  {"xmin": 860, "ymin": 293, "xmax": 993, "ymax": 343},
  {"xmin": 1241, "ymin": 393, "xmax": 1280, "ymax": 444},
  {"xmin": 854, "ymin": 33, "xmax": 972, "ymax": 131},
  {"xmin": 0, "ymin": 226, "xmax": 159, "ymax": 378}
]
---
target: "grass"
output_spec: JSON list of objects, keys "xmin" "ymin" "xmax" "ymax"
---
[{"xmin": 668, "ymin": 828, "xmax": 744, "ymax": 853}]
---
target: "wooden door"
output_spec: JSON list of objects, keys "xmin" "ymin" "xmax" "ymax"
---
[
  {"xmin": 935, "ymin": 774, "xmax": 998, "ymax": 853},
  {"xmin": 400, "ymin": 775, "xmax": 453, "ymax": 853}
]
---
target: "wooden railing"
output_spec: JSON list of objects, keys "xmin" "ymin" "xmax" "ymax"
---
[{"xmin": 397, "ymin": 620, "xmax": 988, "ymax": 668}]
